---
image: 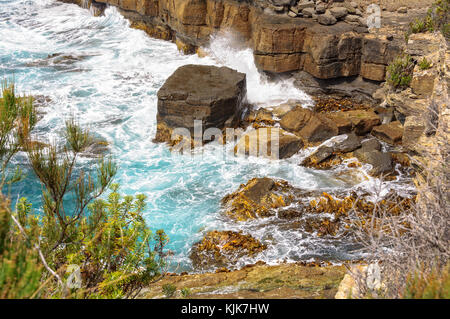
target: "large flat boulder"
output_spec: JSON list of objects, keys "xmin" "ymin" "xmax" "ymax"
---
[{"xmin": 155, "ymin": 64, "xmax": 246, "ymax": 144}]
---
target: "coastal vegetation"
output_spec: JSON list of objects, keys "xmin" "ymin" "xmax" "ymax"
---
[
  {"xmin": 386, "ymin": 54, "xmax": 414, "ymax": 89},
  {"xmin": 419, "ymin": 57, "xmax": 433, "ymax": 70},
  {"xmin": 406, "ymin": 0, "xmax": 450, "ymax": 40},
  {"xmin": 0, "ymin": 81, "xmax": 168, "ymax": 298}
]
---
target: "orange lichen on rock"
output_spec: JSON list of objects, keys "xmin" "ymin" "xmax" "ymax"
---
[
  {"xmin": 302, "ymin": 154, "xmax": 344, "ymax": 169},
  {"xmin": 313, "ymin": 97, "xmax": 371, "ymax": 113},
  {"xmin": 222, "ymin": 178, "xmax": 291, "ymax": 221},
  {"xmin": 190, "ymin": 230, "xmax": 267, "ymax": 269},
  {"xmin": 305, "ymin": 192, "xmax": 416, "ymax": 236}
]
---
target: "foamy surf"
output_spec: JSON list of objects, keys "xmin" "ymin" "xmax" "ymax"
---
[{"xmin": 202, "ymin": 32, "xmax": 314, "ymax": 108}]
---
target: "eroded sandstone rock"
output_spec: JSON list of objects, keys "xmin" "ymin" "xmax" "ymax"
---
[
  {"xmin": 371, "ymin": 121, "xmax": 403, "ymax": 145},
  {"xmin": 234, "ymin": 127, "xmax": 304, "ymax": 159},
  {"xmin": 155, "ymin": 64, "xmax": 246, "ymax": 145},
  {"xmin": 341, "ymin": 110, "xmax": 381, "ymax": 135},
  {"xmin": 402, "ymin": 116, "xmax": 426, "ymax": 152},
  {"xmin": 280, "ymin": 106, "xmax": 338, "ymax": 142}
]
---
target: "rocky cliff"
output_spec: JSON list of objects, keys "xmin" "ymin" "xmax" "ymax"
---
[{"xmin": 65, "ymin": 0, "xmax": 412, "ymax": 84}]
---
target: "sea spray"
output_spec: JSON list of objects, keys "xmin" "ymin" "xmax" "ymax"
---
[{"xmin": 203, "ymin": 31, "xmax": 313, "ymax": 108}]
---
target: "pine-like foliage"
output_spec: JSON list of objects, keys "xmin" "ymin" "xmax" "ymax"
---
[{"xmin": 0, "ymin": 82, "xmax": 169, "ymax": 298}]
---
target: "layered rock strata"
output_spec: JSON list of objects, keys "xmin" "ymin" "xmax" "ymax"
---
[
  {"xmin": 68, "ymin": 0, "xmax": 405, "ymax": 83},
  {"xmin": 155, "ymin": 64, "xmax": 246, "ymax": 145}
]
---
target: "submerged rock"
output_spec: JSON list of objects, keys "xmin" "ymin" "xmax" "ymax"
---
[
  {"xmin": 354, "ymin": 148, "xmax": 393, "ymax": 176},
  {"xmin": 155, "ymin": 65, "xmax": 246, "ymax": 145}
]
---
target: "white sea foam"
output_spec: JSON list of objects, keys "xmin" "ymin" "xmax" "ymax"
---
[{"xmin": 203, "ymin": 31, "xmax": 313, "ymax": 108}]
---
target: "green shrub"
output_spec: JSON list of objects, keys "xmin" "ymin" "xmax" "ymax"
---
[
  {"xmin": 181, "ymin": 287, "xmax": 191, "ymax": 298},
  {"xmin": 405, "ymin": 0, "xmax": 449, "ymax": 40},
  {"xmin": 419, "ymin": 57, "xmax": 433, "ymax": 70},
  {"xmin": 0, "ymin": 81, "xmax": 169, "ymax": 299},
  {"xmin": 387, "ymin": 54, "xmax": 415, "ymax": 89},
  {"xmin": 162, "ymin": 283, "xmax": 176, "ymax": 298},
  {"xmin": 0, "ymin": 198, "xmax": 43, "ymax": 298}
]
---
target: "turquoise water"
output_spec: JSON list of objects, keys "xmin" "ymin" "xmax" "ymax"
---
[{"xmin": 0, "ymin": 0, "xmax": 414, "ymax": 271}]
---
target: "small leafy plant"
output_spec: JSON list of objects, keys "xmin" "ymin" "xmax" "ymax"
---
[
  {"xmin": 387, "ymin": 54, "xmax": 415, "ymax": 89},
  {"xmin": 181, "ymin": 287, "xmax": 191, "ymax": 298},
  {"xmin": 419, "ymin": 57, "xmax": 433, "ymax": 70},
  {"xmin": 162, "ymin": 283, "xmax": 176, "ymax": 298}
]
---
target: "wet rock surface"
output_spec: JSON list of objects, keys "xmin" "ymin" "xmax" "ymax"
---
[
  {"xmin": 354, "ymin": 146, "xmax": 393, "ymax": 176},
  {"xmin": 193, "ymin": 177, "xmax": 416, "ymax": 271},
  {"xmin": 221, "ymin": 177, "xmax": 292, "ymax": 221},
  {"xmin": 190, "ymin": 231, "xmax": 267, "ymax": 270}
]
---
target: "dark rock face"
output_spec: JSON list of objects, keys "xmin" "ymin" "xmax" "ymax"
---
[
  {"xmin": 334, "ymin": 132, "xmax": 361, "ymax": 153},
  {"xmin": 302, "ymin": 145, "xmax": 334, "ymax": 165},
  {"xmin": 353, "ymin": 137, "xmax": 392, "ymax": 176},
  {"xmin": 301, "ymin": 132, "xmax": 361, "ymax": 167},
  {"xmin": 155, "ymin": 64, "xmax": 246, "ymax": 144},
  {"xmin": 360, "ymin": 137, "xmax": 381, "ymax": 152},
  {"xmin": 354, "ymin": 148, "xmax": 393, "ymax": 176}
]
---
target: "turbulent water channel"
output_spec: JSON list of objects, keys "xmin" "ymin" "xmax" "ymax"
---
[{"xmin": 1, "ymin": 0, "xmax": 414, "ymax": 272}]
